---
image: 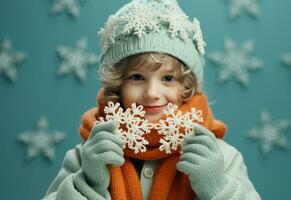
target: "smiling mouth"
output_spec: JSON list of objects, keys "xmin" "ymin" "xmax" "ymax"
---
[{"xmin": 142, "ymin": 105, "xmax": 167, "ymax": 113}]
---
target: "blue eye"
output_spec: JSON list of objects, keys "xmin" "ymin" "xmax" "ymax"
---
[
  {"xmin": 129, "ymin": 74, "xmax": 144, "ymax": 81},
  {"xmin": 162, "ymin": 75, "xmax": 175, "ymax": 82}
]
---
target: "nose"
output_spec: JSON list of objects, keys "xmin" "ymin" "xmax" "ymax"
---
[{"xmin": 144, "ymin": 81, "xmax": 160, "ymax": 100}]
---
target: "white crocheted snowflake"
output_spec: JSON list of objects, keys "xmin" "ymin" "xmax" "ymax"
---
[
  {"xmin": 209, "ymin": 38, "xmax": 263, "ymax": 86},
  {"xmin": 192, "ymin": 18, "xmax": 206, "ymax": 56},
  {"xmin": 98, "ymin": 15, "xmax": 119, "ymax": 53},
  {"xmin": 155, "ymin": 103, "xmax": 203, "ymax": 153},
  {"xmin": 57, "ymin": 37, "xmax": 98, "ymax": 82},
  {"xmin": 98, "ymin": 1, "xmax": 206, "ymax": 57},
  {"xmin": 282, "ymin": 52, "xmax": 291, "ymax": 67},
  {"xmin": 162, "ymin": 4, "xmax": 190, "ymax": 41},
  {"xmin": 17, "ymin": 116, "xmax": 66, "ymax": 161},
  {"xmin": 94, "ymin": 102, "xmax": 153, "ymax": 154},
  {"xmin": 247, "ymin": 110, "xmax": 290, "ymax": 156},
  {"xmin": 94, "ymin": 102, "xmax": 203, "ymax": 154},
  {"xmin": 51, "ymin": 0, "xmax": 85, "ymax": 18},
  {"xmin": 225, "ymin": 0, "xmax": 260, "ymax": 19},
  {"xmin": 0, "ymin": 37, "xmax": 27, "ymax": 82},
  {"xmin": 120, "ymin": 3, "xmax": 159, "ymax": 38}
]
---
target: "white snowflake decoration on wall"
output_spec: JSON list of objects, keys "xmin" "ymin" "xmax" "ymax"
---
[
  {"xmin": 56, "ymin": 37, "xmax": 98, "ymax": 82},
  {"xmin": 18, "ymin": 116, "xmax": 66, "ymax": 161},
  {"xmin": 282, "ymin": 52, "xmax": 291, "ymax": 67},
  {"xmin": 247, "ymin": 110, "xmax": 290, "ymax": 156},
  {"xmin": 94, "ymin": 102, "xmax": 203, "ymax": 154},
  {"xmin": 51, "ymin": 0, "xmax": 85, "ymax": 18},
  {"xmin": 209, "ymin": 38, "xmax": 263, "ymax": 86},
  {"xmin": 224, "ymin": 0, "xmax": 260, "ymax": 19},
  {"xmin": 0, "ymin": 37, "xmax": 27, "ymax": 82}
]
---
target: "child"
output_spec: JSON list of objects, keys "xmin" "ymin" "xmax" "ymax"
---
[{"xmin": 44, "ymin": 0, "xmax": 261, "ymax": 199}]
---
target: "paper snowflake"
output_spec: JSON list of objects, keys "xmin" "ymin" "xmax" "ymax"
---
[
  {"xmin": 155, "ymin": 103, "xmax": 203, "ymax": 153},
  {"xmin": 247, "ymin": 110, "xmax": 290, "ymax": 156},
  {"xmin": 224, "ymin": 0, "xmax": 260, "ymax": 19},
  {"xmin": 0, "ymin": 37, "xmax": 27, "ymax": 82},
  {"xmin": 94, "ymin": 102, "xmax": 153, "ymax": 154},
  {"xmin": 281, "ymin": 52, "xmax": 291, "ymax": 67},
  {"xmin": 94, "ymin": 102, "xmax": 203, "ymax": 154},
  {"xmin": 56, "ymin": 37, "xmax": 98, "ymax": 82},
  {"xmin": 209, "ymin": 38, "xmax": 263, "ymax": 86},
  {"xmin": 17, "ymin": 116, "xmax": 66, "ymax": 161},
  {"xmin": 51, "ymin": 0, "xmax": 85, "ymax": 18}
]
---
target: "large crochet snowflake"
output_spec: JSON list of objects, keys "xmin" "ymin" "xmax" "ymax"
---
[
  {"xmin": 0, "ymin": 37, "xmax": 27, "ymax": 82},
  {"xmin": 18, "ymin": 116, "xmax": 66, "ymax": 161},
  {"xmin": 155, "ymin": 103, "xmax": 203, "ymax": 153},
  {"xmin": 94, "ymin": 102, "xmax": 203, "ymax": 154},
  {"xmin": 224, "ymin": 0, "xmax": 260, "ymax": 19},
  {"xmin": 56, "ymin": 37, "xmax": 98, "ymax": 82},
  {"xmin": 247, "ymin": 110, "xmax": 290, "ymax": 156},
  {"xmin": 209, "ymin": 38, "xmax": 263, "ymax": 86},
  {"xmin": 98, "ymin": 0, "xmax": 206, "ymax": 56},
  {"xmin": 282, "ymin": 52, "xmax": 291, "ymax": 67},
  {"xmin": 51, "ymin": 0, "xmax": 85, "ymax": 18},
  {"xmin": 94, "ymin": 102, "xmax": 153, "ymax": 154}
]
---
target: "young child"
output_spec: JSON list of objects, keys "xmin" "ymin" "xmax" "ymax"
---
[{"xmin": 44, "ymin": 0, "xmax": 261, "ymax": 199}]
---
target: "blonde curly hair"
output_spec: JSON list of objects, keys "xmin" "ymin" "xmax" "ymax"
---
[{"xmin": 99, "ymin": 52, "xmax": 198, "ymax": 102}]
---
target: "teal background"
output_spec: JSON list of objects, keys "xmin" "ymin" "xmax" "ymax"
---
[{"xmin": 1, "ymin": 0, "xmax": 291, "ymax": 199}]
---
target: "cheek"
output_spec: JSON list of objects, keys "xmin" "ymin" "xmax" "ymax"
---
[{"xmin": 120, "ymin": 83, "xmax": 140, "ymax": 108}]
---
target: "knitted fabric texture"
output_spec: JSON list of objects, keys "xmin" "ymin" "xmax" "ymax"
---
[
  {"xmin": 98, "ymin": 0, "xmax": 206, "ymax": 87},
  {"xmin": 79, "ymin": 89, "xmax": 227, "ymax": 200}
]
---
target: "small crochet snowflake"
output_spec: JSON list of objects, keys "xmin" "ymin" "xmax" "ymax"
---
[
  {"xmin": 155, "ymin": 103, "xmax": 203, "ymax": 153},
  {"xmin": 209, "ymin": 38, "xmax": 263, "ymax": 86},
  {"xmin": 120, "ymin": 2, "xmax": 160, "ymax": 38},
  {"xmin": 162, "ymin": 3, "xmax": 191, "ymax": 41},
  {"xmin": 98, "ymin": 0, "xmax": 206, "ymax": 57},
  {"xmin": 98, "ymin": 15, "xmax": 119, "ymax": 53},
  {"xmin": 192, "ymin": 18, "xmax": 206, "ymax": 56},
  {"xmin": 0, "ymin": 37, "xmax": 27, "ymax": 82},
  {"xmin": 56, "ymin": 37, "xmax": 98, "ymax": 82},
  {"xmin": 51, "ymin": 0, "xmax": 85, "ymax": 18},
  {"xmin": 224, "ymin": 0, "xmax": 260, "ymax": 19},
  {"xmin": 281, "ymin": 52, "xmax": 291, "ymax": 67},
  {"xmin": 247, "ymin": 110, "xmax": 290, "ymax": 156},
  {"xmin": 94, "ymin": 102, "xmax": 153, "ymax": 154},
  {"xmin": 18, "ymin": 116, "xmax": 66, "ymax": 161}
]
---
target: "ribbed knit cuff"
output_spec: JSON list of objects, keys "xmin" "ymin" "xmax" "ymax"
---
[{"xmin": 73, "ymin": 171, "xmax": 111, "ymax": 200}]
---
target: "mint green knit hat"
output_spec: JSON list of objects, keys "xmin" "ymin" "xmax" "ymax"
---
[{"xmin": 98, "ymin": 0, "xmax": 206, "ymax": 87}]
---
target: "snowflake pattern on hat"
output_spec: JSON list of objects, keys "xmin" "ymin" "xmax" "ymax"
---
[
  {"xmin": 98, "ymin": 0, "xmax": 206, "ymax": 56},
  {"xmin": 94, "ymin": 102, "xmax": 203, "ymax": 154}
]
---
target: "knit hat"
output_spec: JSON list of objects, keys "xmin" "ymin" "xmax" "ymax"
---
[{"xmin": 98, "ymin": 0, "xmax": 206, "ymax": 86}]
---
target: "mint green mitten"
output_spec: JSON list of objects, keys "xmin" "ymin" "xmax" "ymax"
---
[
  {"xmin": 81, "ymin": 121, "xmax": 124, "ymax": 197},
  {"xmin": 177, "ymin": 124, "xmax": 227, "ymax": 200}
]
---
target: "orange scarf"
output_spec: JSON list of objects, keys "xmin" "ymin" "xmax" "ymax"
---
[{"xmin": 79, "ymin": 89, "xmax": 227, "ymax": 200}]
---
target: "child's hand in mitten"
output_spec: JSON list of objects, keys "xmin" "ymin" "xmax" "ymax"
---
[
  {"xmin": 176, "ymin": 124, "xmax": 227, "ymax": 200},
  {"xmin": 81, "ymin": 121, "xmax": 124, "ymax": 197}
]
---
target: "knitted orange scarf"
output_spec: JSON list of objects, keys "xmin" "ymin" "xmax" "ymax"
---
[{"xmin": 79, "ymin": 89, "xmax": 227, "ymax": 200}]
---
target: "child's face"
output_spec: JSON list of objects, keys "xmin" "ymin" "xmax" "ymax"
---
[{"xmin": 121, "ymin": 63, "xmax": 184, "ymax": 122}]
